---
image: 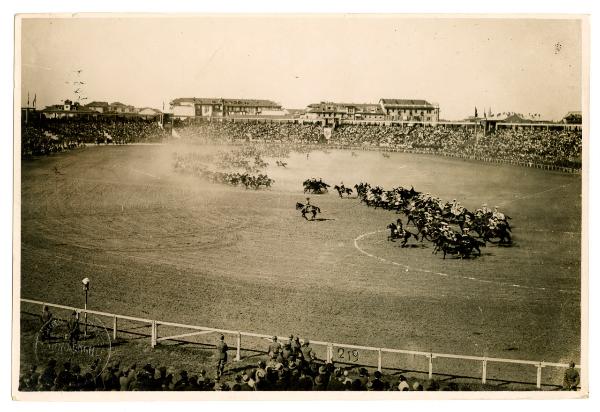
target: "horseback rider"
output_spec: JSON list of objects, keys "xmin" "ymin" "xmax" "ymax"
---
[
  {"xmin": 462, "ymin": 215, "xmax": 472, "ymax": 234},
  {"xmin": 440, "ymin": 222, "xmax": 456, "ymax": 242},
  {"xmin": 492, "ymin": 206, "xmax": 505, "ymax": 221},
  {"xmin": 396, "ymin": 218, "xmax": 403, "ymax": 231}
]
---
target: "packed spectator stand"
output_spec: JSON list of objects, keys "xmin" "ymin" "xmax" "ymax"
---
[
  {"xmin": 172, "ymin": 120, "xmax": 581, "ymax": 169},
  {"xmin": 21, "ymin": 118, "xmax": 169, "ymax": 156},
  {"xmin": 21, "ymin": 117, "xmax": 582, "ymax": 170}
]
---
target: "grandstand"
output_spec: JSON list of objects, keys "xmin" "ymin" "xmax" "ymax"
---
[{"xmin": 21, "ymin": 115, "xmax": 582, "ymax": 171}]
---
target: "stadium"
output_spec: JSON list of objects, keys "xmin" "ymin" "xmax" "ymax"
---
[
  {"xmin": 18, "ymin": 112, "xmax": 582, "ymax": 392},
  {"xmin": 16, "ymin": 15, "xmax": 585, "ymax": 395}
]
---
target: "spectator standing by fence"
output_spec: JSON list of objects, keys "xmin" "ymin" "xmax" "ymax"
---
[
  {"xmin": 215, "ymin": 334, "xmax": 228, "ymax": 380},
  {"xmin": 301, "ymin": 339, "xmax": 316, "ymax": 364},
  {"xmin": 563, "ymin": 361, "xmax": 580, "ymax": 390},
  {"xmin": 67, "ymin": 311, "xmax": 80, "ymax": 349},
  {"xmin": 40, "ymin": 305, "xmax": 52, "ymax": 341},
  {"xmin": 268, "ymin": 336, "xmax": 281, "ymax": 359}
]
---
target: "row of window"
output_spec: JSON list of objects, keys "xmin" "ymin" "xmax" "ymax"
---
[{"xmin": 387, "ymin": 109, "xmax": 436, "ymax": 115}]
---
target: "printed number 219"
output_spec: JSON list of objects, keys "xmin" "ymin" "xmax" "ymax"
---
[{"xmin": 337, "ymin": 348, "xmax": 359, "ymax": 362}]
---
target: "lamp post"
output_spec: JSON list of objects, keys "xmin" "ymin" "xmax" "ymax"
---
[{"xmin": 82, "ymin": 277, "xmax": 90, "ymax": 337}]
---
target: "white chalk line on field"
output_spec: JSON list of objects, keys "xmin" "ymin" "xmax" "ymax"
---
[
  {"xmin": 129, "ymin": 167, "xmax": 160, "ymax": 179},
  {"xmin": 497, "ymin": 183, "xmax": 575, "ymax": 207},
  {"xmin": 524, "ymin": 228, "xmax": 580, "ymax": 235},
  {"xmin": 353, "ymin": 230, "xmax": 579, "ymax": 295}
]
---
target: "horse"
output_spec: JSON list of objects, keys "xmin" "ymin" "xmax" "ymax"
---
[
  {"xmin": 481, "ymin": 224, "xmax": 512, "ymax": 245},
  {"xmin": 432, "ymin": 233, "xmax": 486, "ymax": 259},
  {"xmin": 354, "ymin": 182, "xmax": 369, "ymax": 200},
  {"xmin": 386, "ymin": 223, "xmax": 419, "ymax": 247},
  {"xmin": 295, "ymin": 202, "xmax": 321, "ymax": 220},
  {"xmin": 303, "ymin": 178, "xmax": 330, "ymax": 194},
  {"xmin": 333, "ymin": 185, "xmax": 353, "ymax": 198},
  {"xmin": 457, "ymin": 234, "xmax": 486, "ymax": 257},
  {"xmin": 433, "ymin": 238, "xmax": 462, "ymax": 259}
]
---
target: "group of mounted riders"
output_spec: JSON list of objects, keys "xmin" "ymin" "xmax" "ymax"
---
[
  {"xmin": 303, "ymin": 178, "xmax": 330, "ymax": 194},
  {"xmin": 353, "ymin": 182, "xmax": 512, "ymax": 259},
  {"xmin": 213, "ymin": 172, "xmax": 274, "ymax": 190},
  {"xmin": 216, "ymin": 152, "xmax": 269, "ymax": 174},
  {"xmin": 174, "ymin": 154, "xmax": 274, "ymax": 190}
]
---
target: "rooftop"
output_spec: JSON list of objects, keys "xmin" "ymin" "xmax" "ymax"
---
[
  {"xmin": 86, "ymin": 101, "xmax": 109, "ymax": 107},
  {"xmin": 380, "ymin": 99, "xmax": 435, "ymax": 107},
  {"xmin": 171, "ymin": 97, "xmax": 281, "ymax": 107}
]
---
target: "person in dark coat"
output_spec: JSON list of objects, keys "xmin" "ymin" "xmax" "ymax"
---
[
  {"xmin": 39, "ymin": 359, "xmax": 57, "ymax": 390},
  {"xmin": 215, "ymin": 334, "xmax": 228, "ymax": 380},
  {"xmin": 291, "ymin": 336, "xmax": 302, "ymax": 356},
  {"xmin": 54, "ymin": 361, "xmax": 73, "ymax": 391},
  {"xmin": 300, "ymin": 339, "xmax": 316, "ymax": 364},
  {"xmin": 370, "ymin": 370, "xmax": 385, "ymax": 391},
  {"xmin": 268, "ymin": 336, "xmax": 282, "ymax": 359},
  {"xmin": 68, "ymin": 364, "xmax": 83, "ymax": 391},
  {"xmin": 156, "ymin": 366, "xmax": 169, "ymax": 391},
  {"xmin": 282, "ymin": 342, "xmax": 293, "ymax": 361},
  {"xmin": 298, "ymin": 369, "xmax": 313, "ymax": 391},
  {"xmin": 67, "ymin": 311, "xmax": 80, "ymax": 349},
  {"xmin": 563, "ymin": 361, "xmax": 580, "ymax": 390},
  {"xmin": 317, "ymin": 365, "xmax": 330, "ymax": 390},
  {"xmin": 357, "ymin": 368, "xmax": 369, "ymax": 387},
  {"xmin": 231, "ymin": 375, "xmax": 242, "ymax": 391},
  {"xmin": 351, "ymin": 378, "xmax": 363, "ymax": 391},
  {"xmin": 173, "ymin": 370, "xmax": 190, "ymax": 391},
  {"xmin": 40, "ymin": 305, "xmax": 53, "ymax": 341},
  {"xmin": 137, "ymin": 364, "xmax": 157, "ymax": 390}
]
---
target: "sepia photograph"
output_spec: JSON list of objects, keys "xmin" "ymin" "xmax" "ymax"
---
[{"xmin": 12, "ymin": 12, "xmax": 588, "ymax": 400}]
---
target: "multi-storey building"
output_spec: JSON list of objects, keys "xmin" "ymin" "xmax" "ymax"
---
[
  {"xmin": 170, "ymin": 98, "xmax": 284, "ymax": 119},
  {"xmin": 378, "ymin": 99, "xmax": 440, "ymax": 122},
  {"xmin": 305, "ymin": 99, "xmax": 439, "ymax": 124},
  {"xmin": 305, "ymin": 102, "xmax": 385, "ymax": 125}
]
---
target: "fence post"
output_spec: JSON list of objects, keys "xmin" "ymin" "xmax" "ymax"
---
[
  {"xmin": 151, "ymin": 320, "xmax": 157, "ymax": 348},
  {"xmin": 377, "ymin": 349, "xmax": 382, "ymax": 372},
  {"xmin": 428, "ymin": 354, "xmax": 434, "ymax": 380},
  {"xmin": 481, "ymin": 359, "xmax": 487, "ymax": 384},
  {"xmin": 326, "ymin": 344, "xmax": 333, "ymax": 363},
  {"xmin": 112, "ymin": 316, "xmax": 117, "ymax": 341},
  {"xmin": 235, "ymin": 332, "xmax": 241, "ymax": 362},
  {"xmin": 536, "ymin": 362, "xmax": 543, "ymax": 389}
]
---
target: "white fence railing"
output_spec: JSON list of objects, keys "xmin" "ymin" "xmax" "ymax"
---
[{"xmin": 20, "ymin": 299, "xmax": 580, "ymax": 389}]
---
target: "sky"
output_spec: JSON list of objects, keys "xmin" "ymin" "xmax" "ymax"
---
[{"xmin": 19, "ymin": 15, "xmax": 583, "ymax": 121}]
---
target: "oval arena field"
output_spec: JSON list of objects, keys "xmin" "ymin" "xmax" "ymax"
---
[{"xmin": 19, "ymin": 144, "xmax": 581, "ymax": 386}]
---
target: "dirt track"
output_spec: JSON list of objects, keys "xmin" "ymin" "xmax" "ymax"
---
[{"xmin": 19, "ymin": 144, "xmax": 582, "ymax": 384}]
